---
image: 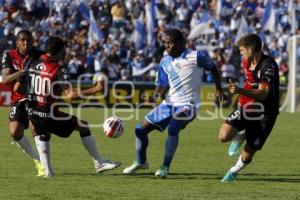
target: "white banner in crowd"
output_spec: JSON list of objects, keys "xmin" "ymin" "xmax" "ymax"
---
[{"xmin": 187, "ymin": 20, "xmax": 215, "ymax": 40}]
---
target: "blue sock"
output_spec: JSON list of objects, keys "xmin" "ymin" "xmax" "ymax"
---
[
  {"xmin": 163, "ymin": 120, "xmax": 181, "ymax": 168},
  {"xmin": 135, "ymin": 124, "xmax": 152, "ymax": 164}
]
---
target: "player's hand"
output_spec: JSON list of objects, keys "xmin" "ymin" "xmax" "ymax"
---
[
  {"xmin": 215, "ymin": 89, "xmax": 225, "ymax": 103},
  {"xmin": 95, "ymin": 80, "xmax": 104, "ymax": 92},
  {"xmin": 18, "ymin": 69, "xmax": 27, "ymax": 83},
  {"xmin": 226, "ymin": 79, "xmax": 240, "ymax": 94},
  {"xmin": 18, "ymin": 55, "xmax": 32, "ymax": 81}
]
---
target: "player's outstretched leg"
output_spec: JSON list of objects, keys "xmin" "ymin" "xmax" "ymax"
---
[
  {"xmin": 9, "ymin": 121, "xmax": 44, "ymax": 176},
  {"xmin": 123, "ymin": 122, "xmax": 153, "ymax": 174},
  {"xmin": 155, "ymin": 120, "xmax": 181, "ymax": 178},
  {"xmin": 218, "ymin": 123, "xmax": 241, "ymax": 156},
  {"xmin": 33, "ymin": 135, "xmax": 45, "ymax": 177},
  {"xmin": 77, "ymin": 121, "xmax": 121, "ymax": 173},
  {"xmin": 222, "ymin": 145, "xmax": 255, "ymax": 182},
  {"xmin": 36, "ymin": 134, "xmax": 54, "ymax": 178}
]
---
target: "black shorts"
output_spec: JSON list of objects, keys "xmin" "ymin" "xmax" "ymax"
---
[
  {"xmin": 9, "ymin": 102, "xmax": 29, "ymax": 129},
  {"xmin": 28, "ymin": 110, "xmax": 79, "ymax": 138},
  {"xmin": 225, "ymin": 108, "xmax": 278, "ymax": 150}
]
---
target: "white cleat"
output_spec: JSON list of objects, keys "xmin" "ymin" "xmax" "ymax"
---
[
  {"xmin": 96, "ymin": 160, "xmax": 121, "ymax": 173},
  {"xmin": 123, "ymin": 161, "xmax": 149, "ymax": 175}
]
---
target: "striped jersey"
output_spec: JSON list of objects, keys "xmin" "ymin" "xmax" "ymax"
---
[{"xmin": 155, "ymin": 49, "xmax": 214, "ymax": 106}]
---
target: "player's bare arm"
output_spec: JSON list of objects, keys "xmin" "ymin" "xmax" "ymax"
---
[
  {"xmin": 228, "ymin": 81, "xmax": 270, "ymax": 101},
  {"xmin": 210, "ymin": 65, "xmax": 224, "ymax": 102},
  {"xmin": 1, "ymin": 68, "xmax": 24, "ymax": 85},
  {"xmin": 63, "ymin": 80, "xmax": 104, "ymax": 101}
]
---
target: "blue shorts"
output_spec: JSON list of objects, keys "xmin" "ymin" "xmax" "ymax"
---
[{"xmin": 145, "ymin": 103, "xmax": 197, "ymax": 132}]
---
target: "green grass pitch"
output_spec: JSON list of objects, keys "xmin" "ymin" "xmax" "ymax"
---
[{"xmin": 0, "ymin": 107, "xmax": 299, "ymax": 200}]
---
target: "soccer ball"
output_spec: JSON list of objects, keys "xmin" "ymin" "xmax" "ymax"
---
[{"xmin": 103, "ymin": 116, "xmax": 124, "ymax": 138}]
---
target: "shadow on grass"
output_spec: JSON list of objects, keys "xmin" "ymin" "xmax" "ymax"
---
[
  {"xmin": 48, "ymin": 172, "xmax": 300, "ymax": 182},
  {"xmin": 122, "ymin": 172, "xmax": 221, "ymax": 180},
  {"xmin": 59, "ymin": 172, "xmax": 125, "ymax": 177},
  {"xmin": 59, "ymin": 172, "xmax": 220, "ymax": 180},
  {"xmin": 236, "ymin": 173, "xmax": 300, "ymax": 183}
]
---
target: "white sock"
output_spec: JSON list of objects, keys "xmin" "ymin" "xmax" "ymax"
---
[
  {"xmin": 34, "ymin": 135, "xmax": 40, "ymax": 148},
  {"xmin": 229, "ymin": 155, "xmax": 248, "ymax": 174},
  {"xmin": 232, "ymin": 131, "xmax": 245, "ymax": 143},
  {"xmin": 37, "ymin": 139, "xmax": 53, "ymax": 175},
  {"xmin": 81, "ymin": 135, "xmax": 102, "ymax": 166},
  {"xmin": 15, "ymin": 135, "xmax": 39, "ymax": 160}
]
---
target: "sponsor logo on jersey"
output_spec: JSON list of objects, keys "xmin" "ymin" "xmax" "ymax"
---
[{"xmin": 36, "ymin": 63, "xmax": 46, "ymax": 70}]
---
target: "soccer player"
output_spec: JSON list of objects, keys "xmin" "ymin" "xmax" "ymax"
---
[
  {"xmin": 218, "ymin": 34, "xmax": 279, "ymax": 182},
  {"xmin": 15, "ymin": 36, "xmax": 120, "ymax": 177},
  {"xmin": 1, "ymin": 29, "xmax": 44, "ymax": 176},
  {"xmin": 123, "ymin": 29, "xmax": 224, "ymax": 178}
]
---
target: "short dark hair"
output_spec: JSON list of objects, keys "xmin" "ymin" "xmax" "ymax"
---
[
  {"xmin": 16, "ymin": 29, "xmax": 32, "ymax": 40},
  {"xmin": 45, "ymin": 36, "xmax": 65, "ymax": 55},
  {"xmin": 236, "ymin": 34, "xmax": 262, "ymax": 52},
  {"xmin": 165, "ymin": 29, "xmax": 184, "ymax": 43}
]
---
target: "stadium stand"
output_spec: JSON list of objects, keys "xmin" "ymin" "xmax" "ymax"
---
[{"xmin": 0, "ymin": 0, "xmax": 299, "ymax": 84}]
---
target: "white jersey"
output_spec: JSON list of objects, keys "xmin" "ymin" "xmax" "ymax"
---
[{"xmin": 155, "ymin": 49, "xmax": 214, "ymax": 107}]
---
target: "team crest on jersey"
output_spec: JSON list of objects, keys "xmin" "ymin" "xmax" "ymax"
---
[{"xmin": 36, "ymin": 63, "xmax": 46, "ymax": 70}]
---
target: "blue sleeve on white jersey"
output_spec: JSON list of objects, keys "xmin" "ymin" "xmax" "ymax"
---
[
  {"xmin": 155, "ymin": 59, "xmax": 169, "ymax": 87},
  {"xmin": 197, "ymin": 50, "xmax": 215, "ymax": 70}
]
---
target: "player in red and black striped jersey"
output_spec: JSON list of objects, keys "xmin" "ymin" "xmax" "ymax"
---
[
  {"xmin": 16, "ymin": 36, "xmax": 120, "ymax": 177},
  {"xmin": 1, "ymin": 29, "xmax": 44, "ymax": 176},
  {"xmin": 218, "ymin": 34, "xmax": 279, "ymax": 182}
]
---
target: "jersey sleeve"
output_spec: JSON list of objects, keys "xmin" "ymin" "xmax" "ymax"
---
[
  {"xmin": 56, "ymin": 66, "xmax": 70, "ymax": 90},
  {"xmin": 260, "ymin": 62, "xmax": 276, "ymax": 84},
  {"xmin": 1, "ymin": 51, "xmax": 14, "ymax": 72},
  {"xmin": 197, "ymin": 50, "xmax": 215, "ymax": 70},
  {"xmin": 155, "ymin": 59, "xmax": 169, "ymax": 87}
]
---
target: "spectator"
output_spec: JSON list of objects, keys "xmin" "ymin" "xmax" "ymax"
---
[
  {"xmin": 67, "ymin": 53, "xmax": 82, "ymax": 80},
  {"xmin": 111, "ymin": 1, "xmax": 126, "ymax": 28},
  {"xmin": 130, "ymin": 50, "xmax": 146, "ymax": 81}
]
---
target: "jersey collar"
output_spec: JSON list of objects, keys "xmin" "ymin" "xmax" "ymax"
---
[{"xmin": 171, "ymin": 48, "xmax": 188, "ymax": 60}]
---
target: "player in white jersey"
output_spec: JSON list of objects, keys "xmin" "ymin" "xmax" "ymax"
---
[{"xmin": 123, "ymin": 29, "xmax": 224, "ymax": 178}]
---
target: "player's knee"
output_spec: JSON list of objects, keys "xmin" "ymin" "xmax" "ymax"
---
[
  {"xmin": 168, "ymin": 120, "xmax": 181, "ymax": 136},
  {"xmin": 10, "ymin": 132, "xmax": 23, "ymax": 141},
  {"xmin": 9, "ymin": 126, "xmax": 23, "ymax": 141},
  {"xmin": 218, "ymin": 129, "xmax": 230, "ymax": 143}
]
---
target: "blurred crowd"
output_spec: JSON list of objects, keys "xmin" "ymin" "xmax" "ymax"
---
[{"xmin": 0, "ymin": 0, "xmax": 299, "ymax": 84}]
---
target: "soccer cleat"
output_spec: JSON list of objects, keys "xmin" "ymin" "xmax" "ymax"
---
[
  {"xmin": 154, "ymin": 165, "xmax": 168, "ymax": 178},
  {"xmin": 123, "ymin": 161, "xmax": 149, "ymax": 174},
  {"xmin": 221, "ymin": 171, "xmax": 237, "ymax": 182},
  {"xmin": 228, "ymin": 141, "xmax": 243, "ymax": 157},
  {"xmin": 96, "ymin": 160, "xmax": 121, "ymax": 173},
  {"xmin": 34, "ymin": 160, "xmax": 45, "ymax": 177}
]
